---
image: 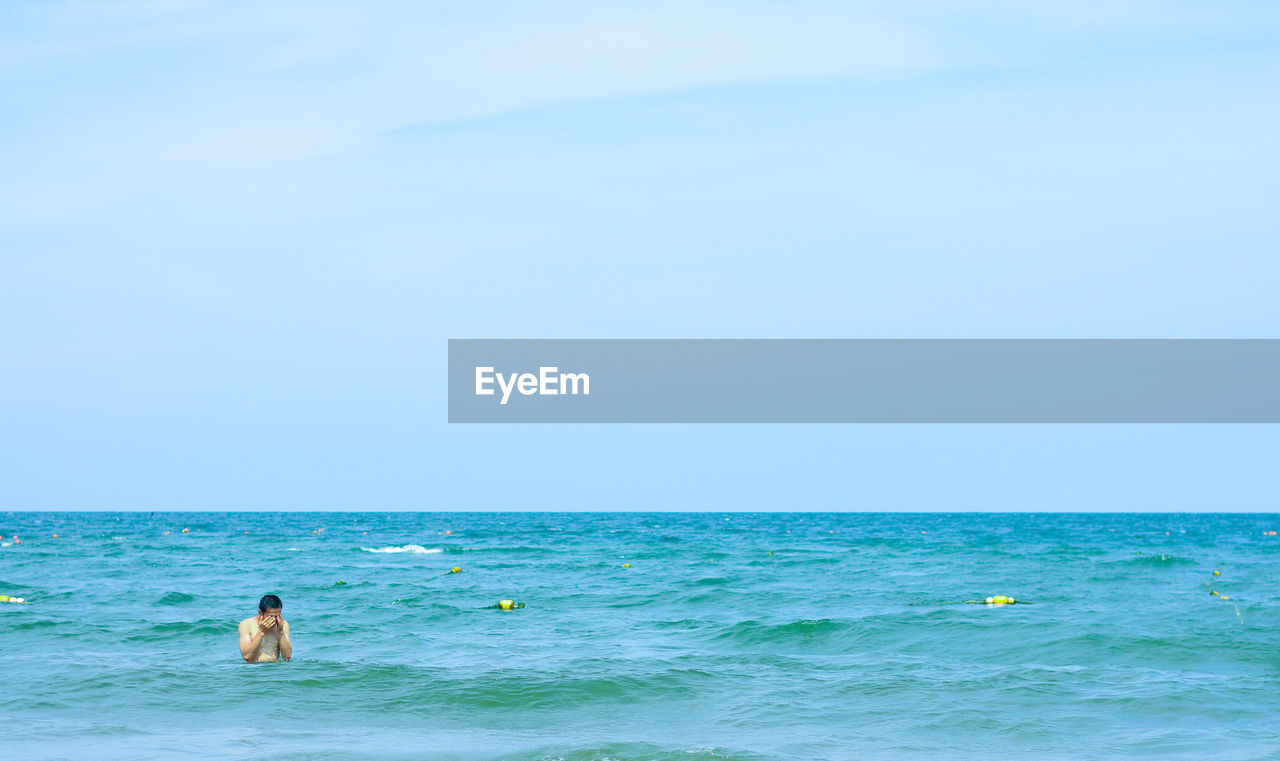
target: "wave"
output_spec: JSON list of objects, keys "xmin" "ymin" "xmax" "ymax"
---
[
  {"xmin": 8, "ymin": 619, "xmax": 58, "ymax": 631},
  {"xmin": 123, "ymin": 618, "xmax": 233, "ymax": 641},
  {"xmin": 452, "ymin": 545, "xmax": 558, "ymax": 554},
  {"xmin": 1108, "ymin": 554, "xmax": 1197, "ymax": 567},
  {"xmin": 713, "ymin": 618, "xmax": 862, "ymax": 649},
  {"xmin": 360, "ymin": 545, "xmax": 442, "ymax": 554},
  {"xmin": 279, "ymin": 663, "xmax": 723, "ymax": 712},
  {"xmin": 0, "ymin": 580, "xmax": 39, "ymax": 593},
  {"xmin": 484, "ymin": 743, "xmax": 780, "ymax": 761}
]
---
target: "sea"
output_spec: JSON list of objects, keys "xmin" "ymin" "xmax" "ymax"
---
[{"xmin": 2, "ymin": 512, "xmax": 1277, "ymax": 761}]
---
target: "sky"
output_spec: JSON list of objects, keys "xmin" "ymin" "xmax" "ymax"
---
[{"xmin": 1, "ymin": 1, "xmax": 1278, "ymax": 510}]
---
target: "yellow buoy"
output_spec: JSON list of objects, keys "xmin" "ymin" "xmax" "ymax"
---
[
  {"xmin": 1213, "ymin": 570, "xmax": 1220, "ymax": 576},
  {"xmin": 622, "ymin": 563, "xmax": 631, "ymax": 568},
  {"xmin": 1220, "ymin": 596, "xmax": 1231, "ymax": 601},
  {"xmin": 499, "ymin": 599, "xmax": 514, "ymax": 611},
  {"xmin": 450, "ymin": 567, "xmax": 462, "ymax": 573}
]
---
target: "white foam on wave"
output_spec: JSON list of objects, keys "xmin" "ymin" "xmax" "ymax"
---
[{"xmin": 361, "ymin": 544, "xmax": 442, "ymax": 554}]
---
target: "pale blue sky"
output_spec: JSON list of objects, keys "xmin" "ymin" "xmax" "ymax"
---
[{"xmin": 2, "ymin": 1, "xmax": 1278, "ymax": 509}]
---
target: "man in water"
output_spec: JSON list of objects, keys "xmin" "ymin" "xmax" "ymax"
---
[{"xmin": 238, "ymin": 594, "xmax": 292, "ymax": 663}]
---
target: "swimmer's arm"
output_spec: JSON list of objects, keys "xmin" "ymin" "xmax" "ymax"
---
[
  {"xmin": 278, "ymin": 619, "xmax": 292, "ymax": 661},
  {"xmin": 238, "ymin": 620, "xmax": 265, "ymax": 662}
]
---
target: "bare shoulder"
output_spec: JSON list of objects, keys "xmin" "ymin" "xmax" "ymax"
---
[{"xmin": 238, "ymin": 617, "xmax": 257, "ymax": 632}]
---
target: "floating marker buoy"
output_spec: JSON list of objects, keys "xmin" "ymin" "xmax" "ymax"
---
[
  {"xmin": 499, "ymin": 599, "xmax": 514, "ymax": 610},
  {"xmin": 335, "ymin": 581, "xmax": 347, "ymax": 586},
  {"xmin": 622, "ymin": 563, "xmax": 631, "ymax": 568},
  {"xmin": 52, "ymin": 534, "xmax": 58, "ymax": 538},
  {"xmin": 1211, "ymin": 591, "xmax": 1218, "ymax": 596},
  {"xmin": 181, "ymin": 528, "xmax": 190, "ymax": 533},
  {"xmin": 450, "ymin": 567, "xmax": 462, "ymax": 573},
  {"xmin": 1213, "ymin": 570, "xmax": 1220, "ymax": 576},
  {"xmin": 1220, "ymin": 596, "xmax": 1231, "ymax": 601},
  {"xmin": 164, "ymin": 531, "xmax": 171, "ymax": 535},
  {"xmin": 0, "ymin": 595, "xmax": 7, "ymax": 602},
  {"xmin": 445, "ymin": 531, "xmax": 453, "ymax": 535}
]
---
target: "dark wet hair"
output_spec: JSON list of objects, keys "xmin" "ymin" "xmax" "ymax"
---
[{"xmin": 258, "ymin": 594, "xmax": 283, "ymax": 612}]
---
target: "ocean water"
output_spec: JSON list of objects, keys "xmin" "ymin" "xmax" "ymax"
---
[{"xmin": 2, "ymin": 512, "xmax": 1278, "ymax": 761}]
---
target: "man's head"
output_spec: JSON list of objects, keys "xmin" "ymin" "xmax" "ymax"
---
[{"xmin": 258, "ymin": 594, "xmax": 283, "ymax": 614}]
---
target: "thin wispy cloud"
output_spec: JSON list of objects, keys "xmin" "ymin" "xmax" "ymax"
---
[
  {"xmin": 0, "ymin": 1, "xmax": 942, "ymax": 231},
  {"xmin": 3, "ymin": 2, "xmax": 931, "ymax": 156}
]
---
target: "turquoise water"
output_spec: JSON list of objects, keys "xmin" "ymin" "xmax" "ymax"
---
[{"xmin": 2, "ymin": 512, "xmax": 1278, "ymax": 761}]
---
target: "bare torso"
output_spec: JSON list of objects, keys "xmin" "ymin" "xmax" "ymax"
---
[{"xmin": 238, "ymin": 616, "xmax": 287, "ymax": 662}]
